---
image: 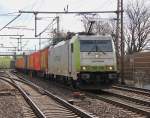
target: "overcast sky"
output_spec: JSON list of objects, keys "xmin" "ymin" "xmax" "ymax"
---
[
  {"xmin": 0, "ymin": 0, "xmax": 118, "ymax": 31},
  {"xmin": 0, "ymin": 0, "xmax": 149, "ymax": 54}
]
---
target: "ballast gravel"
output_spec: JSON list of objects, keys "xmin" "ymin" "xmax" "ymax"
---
[
  {"xmin": 0, "ymin": 80, "xmax": 23, "ymax": 118},
  {"xmin": 21, "ymin": 73, "xmax": 146, "ymax": 118}
]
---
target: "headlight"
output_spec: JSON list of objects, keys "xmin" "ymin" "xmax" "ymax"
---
[
  {"xmin": 95, "ymin": 54, "xmax": 99, "ymax": 58},
  {"xmin": 82, "ymin": 66, "xmax": 86, "ymax": 70},
  {"xmin": 109, "ymin": 66, "xmax": 113, "ymax": 70}
]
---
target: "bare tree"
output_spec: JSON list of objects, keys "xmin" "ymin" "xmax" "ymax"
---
[
  {"xmin": 80, "ymin": 14, "xmax": 120, "ymax": 54},
  {"xmin": 80, "ymin": 14, "xmax": 115, "ymax": 35},
  {"xmin": 125, "ymin": 0, "xmax": 150, "ymax": 54}
]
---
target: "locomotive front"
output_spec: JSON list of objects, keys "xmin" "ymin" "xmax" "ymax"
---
[{"xmin": 77, "ymin": 35, "xmax": 118, "ymax": 86}]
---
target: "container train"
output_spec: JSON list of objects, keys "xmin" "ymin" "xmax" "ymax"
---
[{"xmin": 15, "ymin": 34, "xmax": 118, "ymax": 89}]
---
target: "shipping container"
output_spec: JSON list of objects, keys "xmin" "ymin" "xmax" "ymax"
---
[
  {"xmin": 15, "ymin": 57, "xmax": 25, "ymax": 69},
  {"xmin": 40, "ymin": 47, "xmax": 49, "ymax": 72},
  {"xmin": 33, "ymin": 51, "xmax": 41, "ymax": 71}
]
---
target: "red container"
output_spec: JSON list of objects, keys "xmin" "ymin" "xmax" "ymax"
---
[{"xmin": 33, "ymin": 51, "xmax": 41, "ymax": 71}]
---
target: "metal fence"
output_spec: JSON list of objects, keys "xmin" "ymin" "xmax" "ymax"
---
[{"xmin": 124, "ymin": 52, "xmax": 150, "ymax": 82}]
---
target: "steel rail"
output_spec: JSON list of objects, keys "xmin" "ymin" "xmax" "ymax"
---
[
  {"xmin": 113, "ymin": 85, "xmax": 150, "ymax": 96},
  {"xmin": 100, "ymin": 89, "xmax": 150, "ymax": 106},
  {"xmin": 9, "ymin": 72, "xmax": 96, "ymax": 118},
  {"xmin": 0, "ymin": 76, "xmax": 46, "ymax": 118}
]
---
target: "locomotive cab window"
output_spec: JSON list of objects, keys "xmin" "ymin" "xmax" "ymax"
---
[{"xmin": 80, "ymin": 40, "xmax": 113, "ymax": 52}]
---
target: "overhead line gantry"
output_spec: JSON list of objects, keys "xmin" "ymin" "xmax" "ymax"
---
[{"xmin": 19, "ymin": 10, "xmax": 120, "ymax": 14}]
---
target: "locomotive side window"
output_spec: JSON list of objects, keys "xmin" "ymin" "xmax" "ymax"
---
[{"xmin": 71, "ymin": 43, "xmax": 74, "ymax": 53}]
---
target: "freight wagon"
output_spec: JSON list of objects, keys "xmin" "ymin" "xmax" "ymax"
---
[
  {"xmin": 40, "ymin": 47, "xmax": 49, "ymax": 76},
  {"xmin": 15, "ymin": 56, "xmax": 25, "ymax": 70},
  {"xmin": 33, "ymin": 51, "xmax": 41, "ymax": 71}
]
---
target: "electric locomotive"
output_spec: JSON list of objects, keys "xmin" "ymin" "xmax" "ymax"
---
[{"xmin": 48, "ymin": 34, "xmax": 118, "ymax": 88}]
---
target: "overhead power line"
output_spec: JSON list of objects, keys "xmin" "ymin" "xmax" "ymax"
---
[
  {"xmin": 0, "ymin": 12, "xmax": 19, "ymax": 16},
  {"xmin": 0, "ymin": 13, "xmax": 21, "ymax": 32},
  {"xmin": 10, "ymin": 37, "xmax": 51, "ymax": 39},
  {"xmin": 36, "ymin": 17, "xmax": 56, "ymax": 37},
  {"xmin": 5, "ymin": 26, "xmax": 34, "ymax": 31},
  {"xmin": 0, "ymin": 46, "xmax": 16, "ymax": 49},
  {"xmin": 0, "ymin": 35, "xmax": 24, "ymax": 37}
]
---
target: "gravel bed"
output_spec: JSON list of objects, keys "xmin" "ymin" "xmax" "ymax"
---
[
  {"xmin": 0, "ymin": 80, "xmax": 24, "ymax": 118},
  {"xmin": 0, "ymin": 80, "xmax": 14, "ymax": 91},
  {"xmin": 22, "ymin": 75, "xmax": 73, "ymax": 100},
  {"xmin": 19, "ymin": 73, "xmax": 146, "ymax": 118},
  {"xmin": 74, "ymin": 98, "xmax": 142, "ymax": 118},
  {"xmin": 0, "ymin": 96, "xmax": 23, "ymax": 118}
]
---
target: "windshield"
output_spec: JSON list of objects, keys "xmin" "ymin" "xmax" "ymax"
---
[{"xmin": 80, "ymin": 40, "xmax": 113, "ymax": 52}]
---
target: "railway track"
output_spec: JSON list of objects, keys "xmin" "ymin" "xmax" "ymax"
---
[
  {"xmin": 0, "ymin": 71, "xmax": 96, "ymax": 118},
  {"xmin": 89, "ymin": 84, "xmax": 150, "ymax": 118},
  {"xmin": 11, "ymin": 71, "xmax": 150, "ymax": 117},
  {"xmin": 0, "ymin": 71, "xmax": 37, "ymax": 118}
]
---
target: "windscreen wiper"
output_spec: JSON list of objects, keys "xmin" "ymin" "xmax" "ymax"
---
[
  {"xmin": 88, "ymin": 45, "xmax": 95, "ymax": 55},
  {"xmin": 96, "ymin": 45, "xmax": 106, "ymax": 55}
]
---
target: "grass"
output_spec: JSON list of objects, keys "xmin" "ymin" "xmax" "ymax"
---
[{"xmin": 0, "ymin": 56, "xmax": 12, "ymax": 69}]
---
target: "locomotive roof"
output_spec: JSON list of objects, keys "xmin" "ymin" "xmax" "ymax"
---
[{"xmin": 78, "ymin": 35, "xmax": 112, "ymax": 40}]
